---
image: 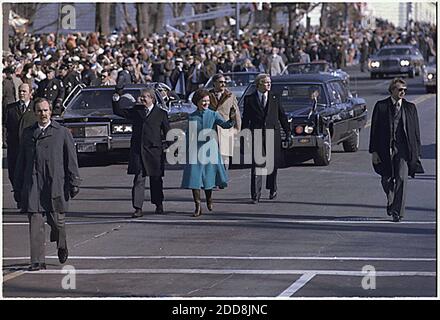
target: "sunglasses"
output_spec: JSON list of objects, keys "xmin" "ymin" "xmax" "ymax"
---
[{"xmin": 398, "ymin": 88, "xmax": 407, "ymax": 92}]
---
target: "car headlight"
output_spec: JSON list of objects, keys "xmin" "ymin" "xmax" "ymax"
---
[
  {"xmin": 304, "ymin": 125, "xmax": 314, "ymax": 134},
  {"xmin": 400, "ymin": 60, "xmax": 410, "ymax": 67},
  {"xmin": 370, "ymin": 61, "xmax": 380, "ymax": 68},
  {"xmin": 427, "ymin": 73, "xmax": 434, "ymax": 80},
  {"xmin": 112, "ymin": 124, "xmax": 133, "ymax": 134},
  {"xmin": 294, "ymin": 125, "xmax": 304, "ymax": 135},
  {"xmin": 85, "ymin": 125, "xmax": 108, "ymax": 137}
]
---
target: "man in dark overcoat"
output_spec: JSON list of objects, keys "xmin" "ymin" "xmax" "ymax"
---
[
  {"xmin": 14, "ymin": 98, "xmax": 81, "ymax": 270},
  {"xmin": 369, "ymin": 78, "xmax": 423, "ymax": 222},
  {"xmin": 242, "ymin": 73, "xmax": 291, "ymax": 203},
  {"xmin": 112, "ymin": 87, "xmax": 171, "ymax": 217},
  {"xmin": 4, "ymin": 83, "xmax": 37, "ymax": 191}
]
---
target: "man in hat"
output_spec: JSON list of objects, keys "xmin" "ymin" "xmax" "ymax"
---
[{"xmin": 38, "ymin": 67, "xmax": 65, "ymax": 116}]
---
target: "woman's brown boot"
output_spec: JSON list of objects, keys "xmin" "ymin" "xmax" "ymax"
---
[
  {"xmin": 192, "ymin": 189, "xmax": 202, "ymax": 217},
  {"xmin": 205, "ymin": 189, "xmax": 213, "ymax": 211}
]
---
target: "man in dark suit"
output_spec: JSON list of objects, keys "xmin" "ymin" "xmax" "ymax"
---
[
  {"xmin": 242, "ymin": 73, "xmax": 291, "ymax": 203},
  {"xmin": 4, "ymin": 83, "xmax": 37, "ymax": 192},
  {"xmin": 14, "ymin": 98, "xmax": 81, "ymax": 271},
  {"xmin": 112, "ymin": 87, "xmax": 171, "ymax": 217},
  {"xmin": 369, "ymin": 78, "xmax": 423, "ymax": 222}
]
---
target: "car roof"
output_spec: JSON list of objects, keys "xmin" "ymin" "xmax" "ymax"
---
[
  {"xmin": 216, "ymin": 71, "xmax": 260, "ymax": 76},
  {"xmin": 380, "ymin": 45, "xmax": 414, "ymax": 50},
  {"xmin": 287, "ymin": 60, "xmax": 328, "ymax": 66},
  {"xmin": 271, "ymin": 73, "xmax": 340, "ymax": 83},
  {"xmin": 81, "ymin": 83, "xmax": 159, "ymax": 91}
]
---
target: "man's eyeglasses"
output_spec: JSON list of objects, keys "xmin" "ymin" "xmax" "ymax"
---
[{"xmin": 398, "ymin": 88, "xmax": 407, "ymax": 92}]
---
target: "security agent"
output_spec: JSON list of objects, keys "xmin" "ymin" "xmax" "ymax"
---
[
  {"xmin": 369, "ymin": 78, "xmax": 423, "ymax": 222},
  {"xmin": 14, "ymin": 98, "xmax": 81, "ymax": 270}
]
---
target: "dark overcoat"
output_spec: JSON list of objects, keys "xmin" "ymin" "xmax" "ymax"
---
[
  {"xmin": 369, "ymin": 97, "xmax": 422, "ymax": 177},
  {"xmin": 113, "ymin": 100, "xmax": 171, "ymax": 176},
  {"xmin": 14, "ymin": 121, "xmax": 81, "ymax": 213},
  {"xmin": 242, "ymin": 91, "xmax": 290, "ymax": 168},
  {"xmin": 4, "ymin": 100, "xmax": 37, "ymax": 187}
]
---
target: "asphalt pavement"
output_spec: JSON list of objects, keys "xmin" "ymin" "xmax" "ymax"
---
[{"xmin": 2, "ymin": 67, "xmax": 437, "ymax": 301}]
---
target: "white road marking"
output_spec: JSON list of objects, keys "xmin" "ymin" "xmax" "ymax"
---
[
  {"xmin": 3, "ymin": 271, "xmax": 25, "ymax": 282},
  {"xmin": 3, "ymin": 255, "xmax": 436, "ymax": 261},
  {"xmin": 12, "ymin": 268, "xmax": 436, "ymax": 277},
  {"xmin": 3, "ymin": 219, "xmax": 436, "ymax": 226},
  {"xmin": 278, "ymin": 273, "xmax": 316, "ymax": 297}
]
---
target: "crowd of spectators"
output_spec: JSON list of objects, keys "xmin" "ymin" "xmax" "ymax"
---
[{"xmin": 2, "ymin": 20, "xmax": 437, "ymax": 109}]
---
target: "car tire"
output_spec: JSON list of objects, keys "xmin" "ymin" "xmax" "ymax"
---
[
  {"xmin": 408, "ymin": 68, "xmax": 415, "ymax": 78},
  {"xmin": 342, "ymin": 129, "xmax": 360, "ymax": 152},
  {"xmin": 370, "ymin": 73, "xmax": 376, "ymax": 79},
  {"xmin": 314, "ymin": 128, "xmax": 331, "ymax": 166}
]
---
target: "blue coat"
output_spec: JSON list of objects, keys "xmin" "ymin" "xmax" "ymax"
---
[{"xmin": 181, "ymin": 108, "xmax": 233, "ymax": 189}]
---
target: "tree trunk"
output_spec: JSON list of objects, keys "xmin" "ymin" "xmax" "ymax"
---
[
  {"xmin": 152, "ymin": 3, "xmax": 164, "ymax": 33},
  {"xmin": 320, "ymin": 3, "xmax": 328, "ymax": 29},
  {"xmin": 96, "ymin": 3, "xmax": 111, "ymax": 36},
  {"xmin": 136, "ymin": 3, "xmax": 150, "ymax": 41},
  {"xmin": 3, "ymin": 3, "xmax": 10, "ymax": 54}
]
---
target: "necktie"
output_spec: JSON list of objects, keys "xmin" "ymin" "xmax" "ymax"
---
[
  {"xmin": 20, "ymin": 101, "xmax": 26, "ymax": 113},
  {"xmin": 261, "ymin": 93, "xmax": 267, "ymax": 108}
]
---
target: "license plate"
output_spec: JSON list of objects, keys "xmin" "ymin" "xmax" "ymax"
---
[
  {"xmin": 76, "ymin": 143, "xmax": 96, "ymax": 153},
  {"xmin": 299, "ymin": 138, "xmax": 310, "ymax": 144}
]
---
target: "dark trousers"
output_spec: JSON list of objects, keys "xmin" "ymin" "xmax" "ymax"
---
[
  {"xmin": 132, "ymin": 173, "xmax": 164, "ymax": 209},
  {"xmin": 28, "ymin": 211, "xmax": 66, "ymax": 264},
  {"xmin": 250, "ymin": 165, "xmax": 277, "ymax": 200},
  {"xmin": 381, "ymin": 155, "xmax": 408, "ymax": 217}
]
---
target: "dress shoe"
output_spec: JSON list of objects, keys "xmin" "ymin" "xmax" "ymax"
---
[
  {"xmin": 269, "ymin": 191, "xmax": 277, "ymax": 200},
  {"xmin": 28, "ymin": 263, "xmax": 47, "ymax": 271},
  {"xmin": 392, "ymin": 212, "xmax": 402, "ymax": 222},
  {"xmin": 251, "ymin": 198, "xmax": 259, "ymax": 204},
  {"xmin": 58, "ymin": 248, "xmax": 69, "ymax": 264},
  {"xmin": 155, "ymin": 204, "xmax": 164, "ymax": 214},
  {"xmin": 386, "ymin": 205, "xmax": 392, "ymax": 216},
  {"xmin": 132, "ymin": 208, "xmax": 143, "ymax": 218}
]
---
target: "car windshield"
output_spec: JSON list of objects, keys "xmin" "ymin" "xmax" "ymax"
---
[
  {"xmin": 271, "ymin": 83, "xmax": 327, "ymax": 111},
  {"xmin": 68, "ymin": 89, "xmax": 143, "ymax": 110},
  {"xmin": 378, "ymin": 48, "xmax": 411, "ymax": 56},
  {"xmin": 207, "ymin": 73, "xmax": 257, "ymax": 88},
  {"xmin": 285, "ymin": 63, "xmax": 328, "ymax": 74}
]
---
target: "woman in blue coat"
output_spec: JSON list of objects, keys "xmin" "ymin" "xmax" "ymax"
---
[{"xmin": 181, "ymin": 89, "xmax": 235, "ymax": 217}]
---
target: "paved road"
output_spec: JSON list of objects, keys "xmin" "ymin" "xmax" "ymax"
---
[{"xmin": 2, "ymin": 68, "xmax": 437, "ymax": 300}]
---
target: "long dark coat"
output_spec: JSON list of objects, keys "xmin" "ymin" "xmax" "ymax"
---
[
  {"xmin": 4, "ymin": 100, "xmax": 37, "ymax": 187},
  {"xmin": 14, "ymin": 121, "xmax": 81, "ymax": 213},
  {"xmin": 242, "ymin": 91, "xmax": 290, "ymax": 169},
  {"xmin": 369, "ymin": 97, "xmax": 422, "ymax": 177},
  {"xmin": 113, "ymin": 100, "xmax": 171, "ymax": 176}
]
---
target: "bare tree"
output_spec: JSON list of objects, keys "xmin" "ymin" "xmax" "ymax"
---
[
  {"xmin": 136, "ymin": 3, "xmax": 150, "ymax": 40},
  {"xmin": 96, "ymin": 3, "xmax": 111, "ymax": 36},
  {"xmin": 169, "ymin": 3, "xmax": 186, "ymax": 18}
]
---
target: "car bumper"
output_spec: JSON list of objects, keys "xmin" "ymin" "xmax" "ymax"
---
[
  {"xmin": 369, "ymin": 66, "xmax": 412, "ymax": 74},
  {"xmin": 74, "ymin": 135, "xmax": 131, "ymax": 153},
  {"xmin": 424, "ymin": 79, "xmax": 436, "ymax": 87},
  {"xmin": 281, "ymin": 135, "xmax": 324, "ymax": 149}
]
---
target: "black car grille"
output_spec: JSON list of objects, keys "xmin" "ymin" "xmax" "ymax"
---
[{"xmin": 382, "ymin": 60, "xmax": 399, "ymax": 67}]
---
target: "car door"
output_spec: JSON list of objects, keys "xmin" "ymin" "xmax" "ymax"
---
[{"xmin": 326, "ymin": 81, "xmax": 349, "ymax": 142}]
